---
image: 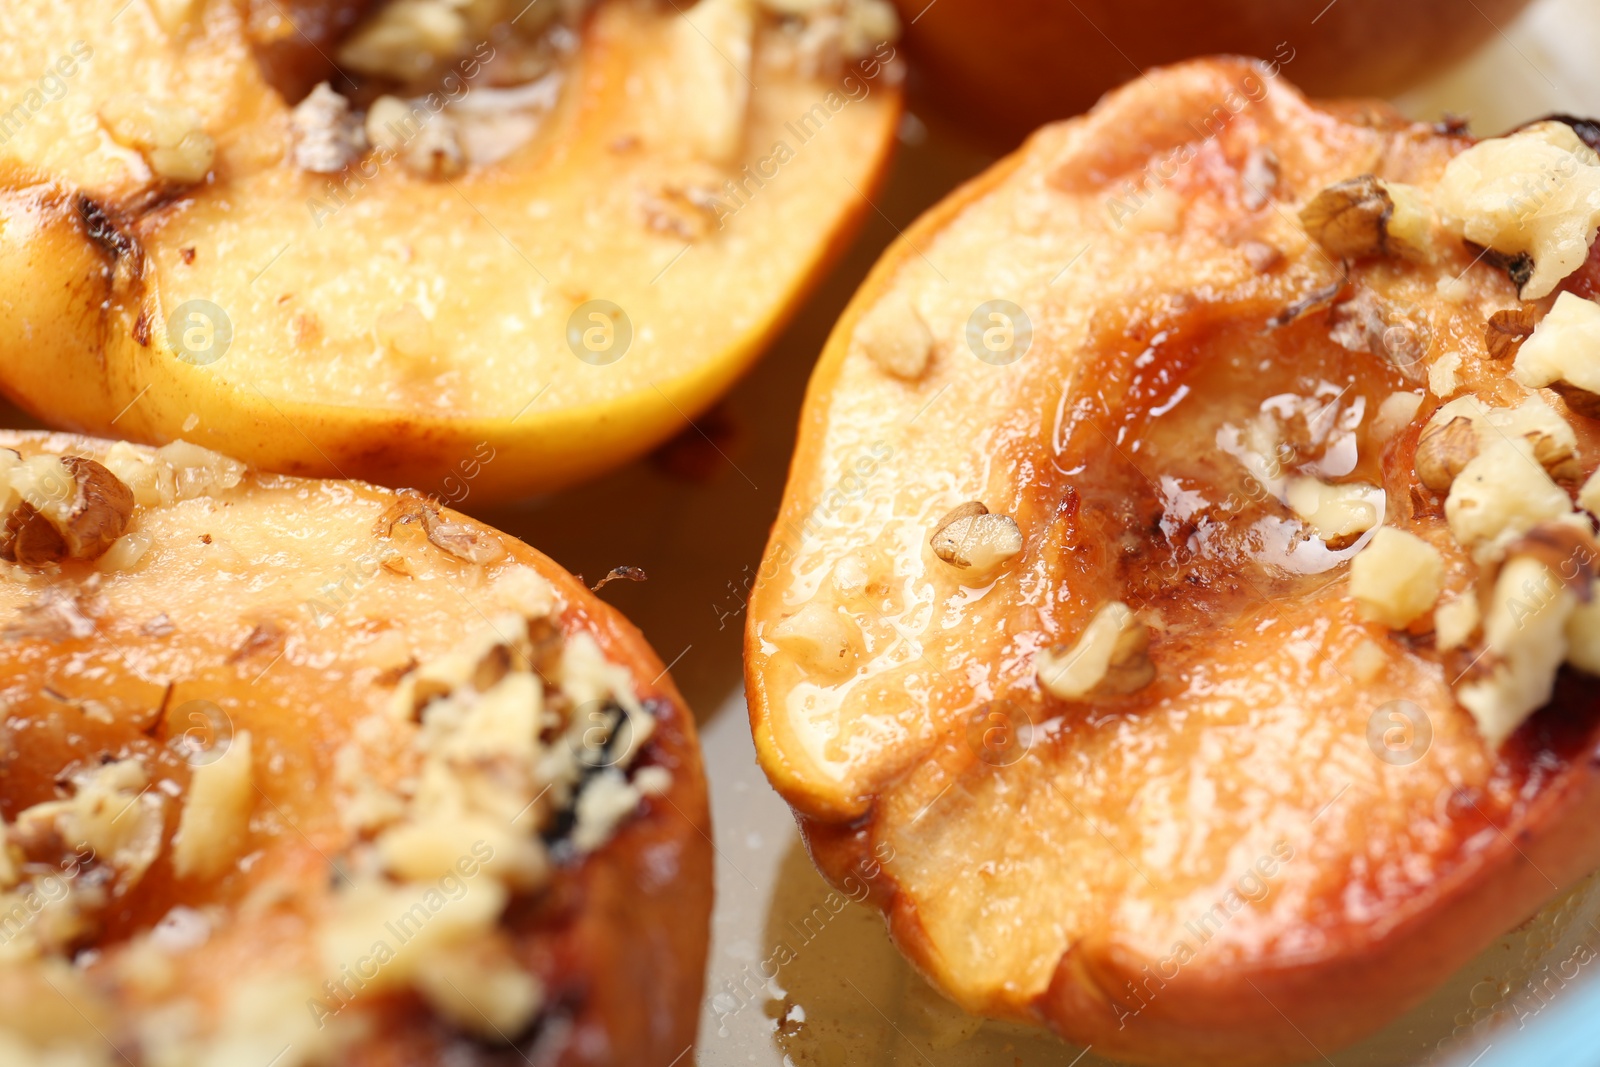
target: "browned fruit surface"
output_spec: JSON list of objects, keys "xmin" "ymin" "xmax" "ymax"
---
[
  {"xmin": 0, "ymin": 431, "xmax": 712, "ymax": 1067},
  {"xmin": 746, "ymin": 57, "xmax": 1600, "ymax": 1066}
]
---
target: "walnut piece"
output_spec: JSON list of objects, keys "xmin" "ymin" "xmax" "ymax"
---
[
  {"xmin": 1, "ymin": 455, "xmax": 135, "ymax": 566},
  {"xmin": 1285, "ymin": 477, "xmax": 1382, "ymax": 550},
  {"xmin": 1420, "ymin": 394, "xmax": 1579, "ymax": 513},
  {"xmin": 1415, "ymin": 415, "xmax": 1479, "ymax": 491},
  {"xmin": 100, "ymin": 95, "xmax": 215, "ymax": 184},
  {"xmin": 929, "ymin": 502, "xmax": 1023, "ymax": 575},
  {"xmin": 172, "ymin": 732, "xmax": 255, "ymax": 880},
  {"xmin": 368, "ymin": 96, "xmax": 465, "ymax": 180},
  {"xmin": 1348, "ymin": 527, "xmax": 1443, "ymax": 629},
  {"xmin": 771, "ymin": 600, "xmax": 862, "ymax": 682},
  {"xmin": 1446, "ymin": 435, "xmax": 1574, "ymax": 563},
  {"xmin": 1435, "ymin": 121, "xmax": 1600, "ymax": 299},
  {"xmin": 1514, "ymin": 291, "xmax": 1600, "ymax": 417},
  {"xmin": 1485, "ymin": 306, "xmax": 1538, "ymax": 361},
  {"xmin": 1240, "ymin": 240, "xmax": 1284, "ymax": 273},
  {"xmin": 1035, "ymin": 601, "xmax": 1154, "ymax": 700},
  {"xmin": 1434, "ymin": 594, "xmax": 1481, "ymax": 652},
  {"xmin": 426, "ymin": 518, "xmax": 507, "ymax": 564},
  {"xmin": 1456, "ymin": 547, "xmax": 1587, "ymax": 747},
  {"xmin": 853, "ymin": 291, "xmax": 933, "ymax": 380},
  {"xmin": 1300, "ymin": 176, "xmax": 1390, "ymax": 258},
  {"xmin": 290, "ymin": 82, "xmax": 366, "ymax": 174}
]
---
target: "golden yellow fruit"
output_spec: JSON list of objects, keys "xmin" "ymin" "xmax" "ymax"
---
[{"xmin": 0, "ymin": 0, "xmax": 902, "ymax": 502}]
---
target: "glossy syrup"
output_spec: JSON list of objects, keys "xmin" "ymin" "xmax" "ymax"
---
[{"xmin": 1042, "ymin": 304, "xmax": 1412, "ymax": 638}]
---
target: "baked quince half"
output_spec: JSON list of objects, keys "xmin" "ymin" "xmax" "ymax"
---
[
  {"xmin": 0, "ymin": 432, "xmax": 711, "ymax": 1066},
  {"xmin": 746, "ymin": 58, "xmax": 1600, "ymax": 1066},
  {"xmin": 0, "ymin": 0, "xmax": 901, "ymax": 501}
]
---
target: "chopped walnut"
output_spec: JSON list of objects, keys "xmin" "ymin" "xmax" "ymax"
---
[
  {"xmin": 929, "ymin": 501, "xmax": 1023, "ymax": 575},
  {"xmin": 1348, "ymin": 527, "xmax": 1443, "ymax": 629},
  {"xmin": 1299, "ymin": 175, "xmax": 1418, "ymax": 260},
  {"xmin": 1382, "ymin": 182, "xmax": 1434, "ymax": 256},
  {"xmin": 1446, "ymin": 434, "xmax": 1574, "ymax": 562},
  {"xmin": 380, "ymin": 490, "xmax": 508, "ymax": 565},
  {"xmin": 426, "ymin": 517, "xmax": 507, "ymax": 564},
  {"xmin": 1514, "ymin": 291, "xmax": 1600, "ymax": 417},
  {"xmin": 1432, "ymin": 394, "xmax": 1579, "ymax": 485},
  {"xmin": 1, "ymin": 455, "xmax": 135, "ymax": 566},
  {"xmin": 1567, "ymin": 579, "xmax": 1600, "ymax": 675},
  {"xmin": 100, "ymin": 95, "xmax": 215, "ymax": 184},
  {"xmin": 1035, "ymin": 601, "xmax": 1154, "ymax": 700},
  {"xmin": 1580, "ymin": 469, "xmax": 1600, "ymax": 518},
  {"xmin": 1485, "ymin": 306, "xmax": 1538, "ymax": 361},
  {"xmin": 290, "ymin": 83, "xmax": 367, "ymax": 173},
  {"xmin": 15, "ymin": 759, "xmax": 165, "ymax": 889},
  {"xmin": 854, "ymin": 291, "xmax": 933, "ymax": 380},
  {"xmin": 375, "ymin": 302, "xmax": 435, "ymax": 366},
  {"xmin": 1415, "ymin": 415, "xmax": 1479, "ymax": 491},
  {"xmin": 1240, "ymin": 240, "xmax": 1284, "ymax": 273},
  {"xmin": 101, "ymin": 439, "xmax": 245, "ymax": 509},
  {"xmin": 1427, "ymin": 350, "xmax": 1464, "ymax": 398},
  {"xmin": 764, "ymin": 0, "xmax": 900, "ymax": 77},
  {"xmin": 172, "ymin": 732, "xmax": 255, "ymax": 880},
  {"xmin": 1436, "ymin": 121, "xmax": 1600, "ymax": 299},
  {"xmin": 1435, "ymin": 594, "xmax": 1481, "ymax": 651},
  {"xmin": 1456, "ymin": 548, "xmax": 1584, "ymax": 746},
  {"xmin": 368, "ymin": 95, "xmax": 465, "ymax": 180},
  {"xmin": 414, "ymin": 937, "xmax": 544, "ymax": 1037},
  {"xmin": 771, "ymin": 600, "xmax": 862, "ymax": 682},
  {"xmin": 638, "ymin": 183, "xmax": 724, "ymax": 242},
  {"xmin": 1239, "ymin": 146, "xmax": 1279, "ymax": 210},
  {"xmin": 1285, "ymin": 477, "xmax": 1382, "ymax": 549},
  {"xmin": 150, "ymin": 0, "xmax": 198, "ymax": 31},
  {"xmin": 1370, "ymin": 391, "xmax": 1423, "ymax": 444},
  {"xmin": 338, "ymin": 0, "xmax": 488, "ymax": 81}
]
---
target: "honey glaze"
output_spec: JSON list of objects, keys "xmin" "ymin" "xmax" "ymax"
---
[{"xmin": 1041, "ymin": 297, "xmax": 1414, "ymax": 645}]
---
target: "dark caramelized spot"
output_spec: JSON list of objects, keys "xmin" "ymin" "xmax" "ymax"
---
[
  {"xmin": 247, "ymin": 0, "xmax": 379, "ymax": 103},
  {"xmin": 75, "ymin": 196, "xmax": 134, "ymax": 260}
]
